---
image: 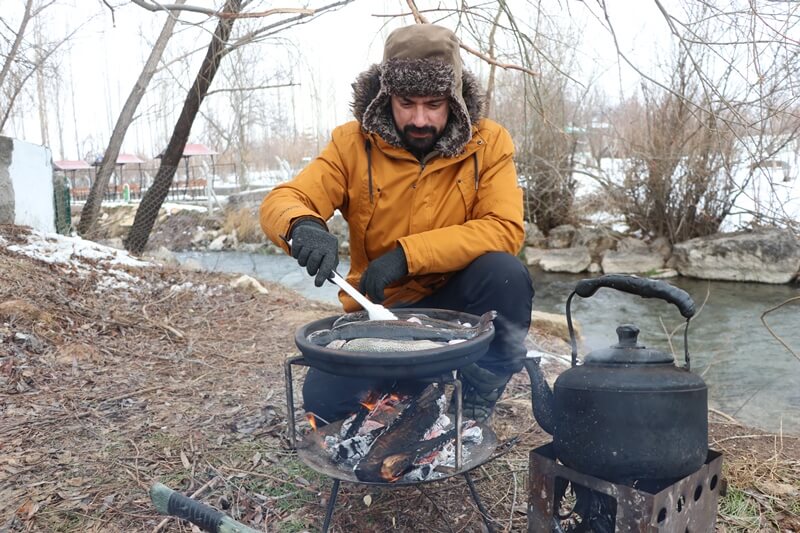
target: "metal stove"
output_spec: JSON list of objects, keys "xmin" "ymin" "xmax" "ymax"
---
[
  {"xmin": 284, "ymin": 355, "xmax": 505, "ymax": 533},
  {"xmin": 527, "ymin": 443, "xmax": 725, "ymax": 532}
]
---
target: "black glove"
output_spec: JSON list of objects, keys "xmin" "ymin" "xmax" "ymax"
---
[
  {"xmin": 290, "ymin": 220, "xmax": 339, "ymax": 287},
  {"xmin": 359, "ymin": 247, "xmax": 408, "ymax": 303}
]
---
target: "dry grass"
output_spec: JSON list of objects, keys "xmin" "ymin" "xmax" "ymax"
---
[
  {"xmin": 1, "ymin": 224, "xmax": 798, "ymax": 532},
  {"xmin": 222, "ymin": 207, "xmax": 264, "ymax": 244}
]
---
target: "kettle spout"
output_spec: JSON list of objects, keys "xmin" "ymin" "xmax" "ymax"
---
[{"xmin": 522, "ymin": 356, "xmax": 555, "ymax": 435}]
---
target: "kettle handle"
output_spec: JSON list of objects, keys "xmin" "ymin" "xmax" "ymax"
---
[
  {"xmin": 573, "ymin": 274, "xmax": 696, "ymax": 318},
  {"xmin": 566, "ymin": 274, "xmax": 695, "ymax": 370}
]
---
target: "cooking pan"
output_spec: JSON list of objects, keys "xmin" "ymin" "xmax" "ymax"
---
[{"xmin": 294, "ymin": 308, "xmax": 495, "ymax": 379}]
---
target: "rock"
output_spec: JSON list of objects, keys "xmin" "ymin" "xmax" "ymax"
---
[
  {"xmin": 573, "ymin": 226, "xmax": 619, "ymax": 259},
  {"xmin": 546, "ymin": 224, "xmax": 576, "ymax": 249},
  {"xmin": 650, "ymin": 236, "xmax": 672, "ymax": 259},
  {"xmin": 230, "ymin": 275, "xmax": 269, "ymax": 295},
  {"xmin": 145, "ymin": 246, "xmax": 179, "ymax": 267},
  {"xmin": 524, "ymin": 247, "xmax": 546, "ymax": 267},
  {"xmin": 672, "ymin": 229, "xmax": 800, "ymax": 284},
  {"xmin": 180, "ymin": 259, "xmax": 204, "ymax": 272},
  {"xmin": 531, "ymin": 311, "xmax": 581, "ymax": 343},
  {"xmin": 191, "ymin": 228, "xmax": 208, "ymax": 244},
  {"xmin": 539, "ymin": 247, "xmax": 591, "ymax": 273},
  {"xmin": 617, "ymin": 236, "xmax": 649, "ymax": 252},
  {"xmin": 601, "ymin": 250, "xmax": 665, "ymax": 274},
  {"xmin": 208, "ymin": 234, "xmax": 228, "ymax": 251},
  {"xmin": 524, "ymin": 222, "xmax": 547, "ymax": 247},
  {"xmin": 588, "ymin": 262, "xmax": 602, "ymax": 273}
]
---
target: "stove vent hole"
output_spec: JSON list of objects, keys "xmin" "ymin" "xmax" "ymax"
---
[
  {"xmin": 710, "ymin": 475, "xmax": 718, "ymax": 491},
  {"xmin": 656, "ymin": 507, "xmax": 667, "ymax": 523},
  {"xmin": 694, "ymin": 484, "xmax": 703, "ymax": 501},
  {"xmin": 677, "ymin": 495, "xmax": 685, "ymax": 513}
]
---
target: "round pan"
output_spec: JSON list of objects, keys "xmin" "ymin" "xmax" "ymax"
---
[{"xmin": 294, "ymin": 308, "xmax": 495, "ymax": 379}]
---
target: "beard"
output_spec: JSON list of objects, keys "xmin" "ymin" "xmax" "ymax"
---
[{"xmin": 401, "ymin": 125, "xmax": 442, "ymax": 159}]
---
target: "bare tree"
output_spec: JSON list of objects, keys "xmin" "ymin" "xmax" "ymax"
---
[
  {"xmin": 0, "ymin": 1, "xmax": 82, "ymax": 134},
  {"xmin": 77, "ymin": 1, "xmax": 186, "ymax": 238},
  {"xmin": 125, "ymin": 0, "xmax": 243, "ymax": 254}
]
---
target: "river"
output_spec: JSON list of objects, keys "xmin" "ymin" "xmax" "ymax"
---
[{"xmin": 176, "ymin": 251, "xmax": 800, "ymax": 435}]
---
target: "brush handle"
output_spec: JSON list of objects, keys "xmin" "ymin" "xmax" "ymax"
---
[{"xmin": 330, "ymin": 271, "xmax": 396, "ymax": 320}]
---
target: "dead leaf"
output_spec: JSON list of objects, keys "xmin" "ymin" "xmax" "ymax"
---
[
  {"xmin": 180, "ymin": 450, "xmax": 191, "ymax": 469},
  {"xmin": 252, "ymin": 451, "xmax": 261, "ymax": 468},
  {"xmin": 16, "ymin": 499, "xmax": 39, "ymax": 520},
  {"xmin": 363, "ymin": 494, "xmax": 372, "ymax": 507}
]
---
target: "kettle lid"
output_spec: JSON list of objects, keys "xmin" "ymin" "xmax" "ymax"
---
[{"xmin": 583, "ymin": 324, "xmax": 674, "ymax": 365}]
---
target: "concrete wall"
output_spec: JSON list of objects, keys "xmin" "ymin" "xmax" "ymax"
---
[{"xmin": 0, "ymin": 136, "xmax": 55, "ymax": 233}]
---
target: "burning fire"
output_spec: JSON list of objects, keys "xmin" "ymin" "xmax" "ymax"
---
[{"xmin": 306, "ymin": 413, "xmax": 318, "ymax": 431}]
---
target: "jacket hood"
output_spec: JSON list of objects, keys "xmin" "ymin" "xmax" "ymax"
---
[{"xmin": 350, "ymin": 25, "xmax": 485, "ymax": 158}]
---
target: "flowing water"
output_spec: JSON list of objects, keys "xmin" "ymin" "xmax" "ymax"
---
[{"xmin": 176, "ymin": 251, "xmax": 800, "ymax": 435}]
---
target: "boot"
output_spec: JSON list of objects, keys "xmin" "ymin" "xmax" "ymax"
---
[{"xmin": 451, "ymin": 363, "xmax": 513, "ymax": 422}]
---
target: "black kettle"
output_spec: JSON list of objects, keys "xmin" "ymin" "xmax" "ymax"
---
[{"xmin": 525, "ymin": 274, "xmax": 708, "ymax": 483}]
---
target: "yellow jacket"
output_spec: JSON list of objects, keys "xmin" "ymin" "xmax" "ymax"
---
[{"xmin": 259, "ymin": 119, "xmax": 524, "ymax": 311}]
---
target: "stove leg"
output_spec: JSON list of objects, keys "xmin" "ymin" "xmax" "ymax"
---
[
  {"xmin": 464, "ymin": 471, "xmax": 496, "ymax": 533},
  {"xmin": 321, "ymin": 478, "xmax": 341, "ymax": 533}
]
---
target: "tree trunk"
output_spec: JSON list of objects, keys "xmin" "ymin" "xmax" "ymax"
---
[
  {"xmin": 125, "ymin": 0, "xmax": 241, "ymax": 254},
  {"xmin": 77, "ymin": 0, "xmax": 186, "ymax": 238}
]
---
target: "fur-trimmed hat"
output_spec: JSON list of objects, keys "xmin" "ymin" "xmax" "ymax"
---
[{"xmin": 351, "ymin": 24, "xmax": 484, "ymax": 157}]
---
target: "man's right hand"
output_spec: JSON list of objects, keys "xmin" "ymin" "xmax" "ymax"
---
[{"xmin": 290, "ymin": 220, "xmax": 339, "ymax": 287}]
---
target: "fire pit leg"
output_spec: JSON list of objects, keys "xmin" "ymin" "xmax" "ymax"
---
[
  {"xmin": 464, "ymin": 471, "xmax": 496, "ymax": 533},
  {"xmin": 321, "ymin": 478, "xmax": 341, "ymax": 533},
  {"xmin": 284, "ymin": 355, "xmax": 307, "ymax": 449}
]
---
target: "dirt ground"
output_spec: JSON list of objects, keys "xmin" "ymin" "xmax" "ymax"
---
[{"xmin": 1, "ymin": 224, "xmax": 798, "ymax": 532}]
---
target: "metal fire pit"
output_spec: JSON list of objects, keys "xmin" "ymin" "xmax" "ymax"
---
[
  {"xmin": 528, "ymin": 443, "xmax": 725, "ymax": 532},
  {"xmin": 284, "ymin": 355, "xmax": 504, "ymax": 533}
]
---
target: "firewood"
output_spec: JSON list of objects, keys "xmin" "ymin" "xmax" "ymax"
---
[{"xmin": 354, "ymin": 384, "xmax": 445, "ymax": 482}]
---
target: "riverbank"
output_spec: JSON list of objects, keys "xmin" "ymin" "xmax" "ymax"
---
[{"xmin": 1, "ymin": 225, "xmax": 798, "ymax": 532}]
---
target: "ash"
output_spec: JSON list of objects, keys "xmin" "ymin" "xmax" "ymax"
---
[{"xmin": 324, "ymin": 391, "xmax": 484, "ymax": 482}]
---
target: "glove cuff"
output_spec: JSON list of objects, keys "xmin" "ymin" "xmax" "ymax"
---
[{"xmin": 289, "ymin": 217, "xmax": 327, "ymax": 239}]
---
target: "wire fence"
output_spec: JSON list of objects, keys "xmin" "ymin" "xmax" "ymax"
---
[{"xmin": 63, "ymin": 162, "xmax": 250, "ymax": 204}]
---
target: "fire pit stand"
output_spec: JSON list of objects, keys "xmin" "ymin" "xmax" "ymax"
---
[
  {"xmin": 284, "ymin": 355, "xmax": 502, "ymax": 533},
  {"xmin": 528, "ymin": 443, "xmax": 725, "ymax": 532}
]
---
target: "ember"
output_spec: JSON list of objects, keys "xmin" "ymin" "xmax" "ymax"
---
[{"xmin": 320, "ymin": 384, "xmax": 483, "ymax": 482}]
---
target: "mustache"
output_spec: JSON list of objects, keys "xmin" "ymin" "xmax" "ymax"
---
[{"xmin": 403, "ymin": 125, "xmax": 437, "ymax": 136}]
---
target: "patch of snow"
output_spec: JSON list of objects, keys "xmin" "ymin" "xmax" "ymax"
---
[{"xmin": 6, "ymin": 229, "xmax": 149, "ymax": 268}]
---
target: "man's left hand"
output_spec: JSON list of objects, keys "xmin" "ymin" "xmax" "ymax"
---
[{"xmin": 359, "ymin": 247, "xmax": 408, "ymax": 302}]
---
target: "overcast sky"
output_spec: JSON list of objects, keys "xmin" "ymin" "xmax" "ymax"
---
[{"xmin": 5, "ymin": 0, "xmax": 680, "ymax": 161}]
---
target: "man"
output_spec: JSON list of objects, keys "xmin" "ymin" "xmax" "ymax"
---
[{"xmin": 260, "ymin": 24, "xmax": 533, "ymax": 423}]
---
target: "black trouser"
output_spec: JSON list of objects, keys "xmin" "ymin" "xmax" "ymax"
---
[{"xmin": 302, "ymin": 252, "xmax": 534, "ymax": 422}]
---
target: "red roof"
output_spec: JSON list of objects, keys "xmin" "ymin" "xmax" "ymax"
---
[
  {"xmin": 155, "ymin": 143, "xmax": 217, "ymax": 159},
  {"xmin": 183, "ymin": 143, "xmax": 217, "ymax": 156},
  {"xmin": 116, "ymin": 153, "xmax": 146, "ymax": 164},
  {"xmin": 54, "ymin": 160, "xmax": 93, "ymax": 171}
]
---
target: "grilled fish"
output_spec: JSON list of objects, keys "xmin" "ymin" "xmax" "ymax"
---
[{"xmin": 308, "ymin": 310, "xmax": 496, "ymax": 346}]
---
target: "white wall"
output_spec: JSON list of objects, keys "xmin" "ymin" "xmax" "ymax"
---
[{"xmin": 9, "ymin": 138, "xmax": 55, "ymax": 233}]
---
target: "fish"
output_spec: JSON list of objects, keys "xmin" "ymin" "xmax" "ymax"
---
[
  {"xmin": 337, "ymin": 338, "xmax": 447, "ymax": 352},
  {"xmin": 307, "ymin": 310, "xmax": 496, "ymax": 346}
]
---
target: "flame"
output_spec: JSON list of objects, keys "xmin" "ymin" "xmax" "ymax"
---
[
  {"xmin": 360, "ymin": 390, "xmax": 381, "ymax": 411},
  {"xmin": 306, "ymin": 413, "xmax": 318, "ymax": 431}
]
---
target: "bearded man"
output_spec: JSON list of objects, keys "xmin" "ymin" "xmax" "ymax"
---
[{"xmin": 260, "ymin": 24, "xmax": 534, "ymax": 423}]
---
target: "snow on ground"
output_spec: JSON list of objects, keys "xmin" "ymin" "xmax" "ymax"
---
[
  {"xmin": 1, "ymin": 228, "xmax": 218, "ymax": 296},
  {"xmin": 6, "ymin": 229, "xmax": 149, "ymax": 269}
]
